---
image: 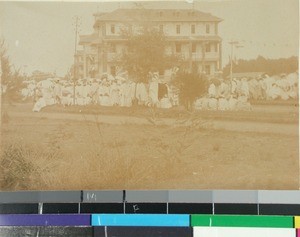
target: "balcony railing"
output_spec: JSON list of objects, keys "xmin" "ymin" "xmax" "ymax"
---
[
  {"xmin": 107, "ymin": 52, "xmax": 123, "ymax": 62},
  {"xmin": 172, "ymin": 52, "xmax": 219, "ymax": 61}
]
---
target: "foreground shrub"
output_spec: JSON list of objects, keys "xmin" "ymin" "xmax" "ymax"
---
[{"xmin": 0, "ymin": 143, "xmax": 59, "ymax": 190}]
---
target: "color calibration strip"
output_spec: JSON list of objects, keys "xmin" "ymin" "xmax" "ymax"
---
[
  {"xmin": 0, "ymin": 190, "xmax": 300, "ymax": 236},
  {"xmin": 0, "ymin": 214, "xmax": 298, "ymax": 227}
]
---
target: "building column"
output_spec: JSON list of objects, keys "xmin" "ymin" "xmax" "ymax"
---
[
  {"xmin": 83, "ymin": 45, "xmax": 87, "ymax": 78},
  {"xmin": 97, "ymin": 44, "xmax": 101, "ymax": 76},
  {"xmin": 219, "ymin": 41, "xmax": 222, "ymax": 71},
  {"xmin": 189, "ymin": 41, "xmax": 193, "ymax": 73},
  {"xmin": 102, "ymin": 42, "xmax": 107, "ymax": 73},
  {"xmin": 201, "ymin": 42, "xmax": 206, "ymax": 74}
]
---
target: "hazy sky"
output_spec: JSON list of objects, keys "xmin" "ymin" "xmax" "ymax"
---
[{"xmin": 0, "ymin": 0, "xmax": 299, "ymax": 76}]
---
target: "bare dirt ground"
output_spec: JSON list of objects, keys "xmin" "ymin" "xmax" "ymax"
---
[{"xmin": 0, "ymin": 102, "xmax": 299, "ymax": 191}]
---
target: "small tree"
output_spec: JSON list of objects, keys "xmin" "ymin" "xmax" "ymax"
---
[
  {"xmin": 1, "ymin": 38, "xmax": 24, "ymax": 103},
  {"xmin": 1, "ymin": 38, "xmax": 25, "ymax": 123},
  {"xmin": 173, "ymin": 71, "xmax": 208, "ymax": 110},
  {"xmin": 119, "ymin": 25, "xmax": 180, "ymax": 83}
]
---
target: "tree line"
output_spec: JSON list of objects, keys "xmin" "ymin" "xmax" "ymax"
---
[{"xmin": 223, "ymin": 56, "xmax": 298, "ymax": 77}]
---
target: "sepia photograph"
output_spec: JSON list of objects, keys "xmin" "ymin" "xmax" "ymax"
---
[{"xmin": 0, "ymin": 0, "xmax": 299, "ymax": 191}]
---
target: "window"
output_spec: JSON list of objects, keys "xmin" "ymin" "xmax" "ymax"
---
[
  {"xmin": 176, "ymin": 25, "xmax": 181, "ymax": 34},
  {"xmin": 159, "ymin": 24, "xmax": 164, "ymax": 33},
  {"xmin": 109, "ymin": 44, "xmax": 116, "ymax": 53},
  {"xmin": 175, "ymin": 43, "xmax": 181, "ymax": 53},
  {"xmin": 205, "ymin": 65, "xmax": 211, "ymax": 75},
  {"xmin": 192, "ymin": 43, "xmax": 196, "ymax": 53},
  {"xmin": 215, "ymin": 23, "xmax": 218, "ymax": 35},
  {"xmin": 89, "ymin": 56, "xmax": 95, "ymax": 64},
  {"xmin": 191, "ymin": 24, "xmax": 195, "ymax": 34},
  {"xmin": 110, "ymin": 66, "xmax": 116, "ymax": 76},
  {"xmin": 206, "ymin": 24, "xmax": 210, "ymax": 34},
  {"xmin": 205, "ymin": 43, "xmax": 211, "ymax": 53},
  {"xmin": 111, "ymin": 24, "xmax": 115, "ymax": 34}
]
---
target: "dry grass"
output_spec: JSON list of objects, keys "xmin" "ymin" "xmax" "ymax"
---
[
  {"xmin": 0, "ymin": 141, "xmax": 61, "ymax": 190},
  {"xmin": 0, "ymin": 103, "xmax": 298, "ymax": 190},
  {"xmin": 212, "ymin": 143, "xmax": 221, "ymax": 152}
]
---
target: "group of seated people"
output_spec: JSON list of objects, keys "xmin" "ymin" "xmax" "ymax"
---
[
  {"xmin": 194, "ymin": 72, "xmax": 298, "ymax": 111},
  {"xmin": 31, "ymin": 73, "xmax": 180, "ymax": 112},
  {"xmin": 20, "ymin": 70, "xmax": 298, "ymax": 112}
]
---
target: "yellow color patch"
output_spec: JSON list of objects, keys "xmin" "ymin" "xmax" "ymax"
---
[{"xmin": 295, "ymin": 216, "xmax": 300, "ymax": 228}]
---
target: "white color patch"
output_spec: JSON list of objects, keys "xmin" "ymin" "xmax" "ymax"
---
[{"xmin": 193, "ymin": 227, "xmax": 295, "ymax": 237}]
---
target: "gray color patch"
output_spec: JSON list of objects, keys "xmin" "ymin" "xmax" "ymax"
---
[
  {"xmin": 37, "ymin": 191, "xmax": 81, "ymax": 203},
  {"xmin": 258, "ymin": 190, "xmax": 300, "ymax": 204},
  {"xmin": 0, "ymin": 192, "xmax": 40, "ymax": 203},
  {"xmin": 168, "ymin": 191, "xmax": 213, "ymax": 203},
  {"xmin": 126, "ymin": 191, "xmax": 168, "ymax": 202},
  {"xmin": 213, "ymin": 190, "xmax": 258, "ymax": 203},
  {"xmin": 82, "ymin": 191, "xmax": 123, "ymax": 203},
  {"xmin": 0, "ymin": 191, "xmax": 81, "ymax": 203}
]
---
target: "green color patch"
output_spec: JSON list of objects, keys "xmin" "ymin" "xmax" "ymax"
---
[{"xmin": 191, "ymin": 215, "xmax": 294, "ymax": 228}]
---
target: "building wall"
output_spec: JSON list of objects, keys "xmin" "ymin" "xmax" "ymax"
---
[
  {"xmin": 103, "ymin": 21, "xmax": 218, "ymax": 37},
  {"xmin": 79, "ymin": 18, "xmax": 221, "ymax": 78},
  {"xmin": 106, "ymin": 22, "xmax": 124, "ymax": 36},
  {"xmin": 80, "ymin": 43, "xmax": 220, "ymax": 77},
  {"xmin": 163, "ymin": 22, "xmax": 217, "ymax": 36}
]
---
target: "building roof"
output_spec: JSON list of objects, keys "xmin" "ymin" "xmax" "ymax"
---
[
  {"xmin": 94, "ymin": 8, "xmax": 223, "ymax": 23},
  {"xmin": 79, "ymin": 34, "xmax": 99, "ymax": 44}
]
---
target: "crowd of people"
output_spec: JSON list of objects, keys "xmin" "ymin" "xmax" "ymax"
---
[
  {"xmin": 17, "ymin": 71, "xmax": 298, "ymax": 112},
  {"xmin": 26, "ymin": 73, "xmax": 179, "ymax": 112},
  {"xmin": 194, "ymin": 72, "xmax": 298, "ymax": 111}
]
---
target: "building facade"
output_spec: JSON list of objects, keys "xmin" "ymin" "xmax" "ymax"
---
[{"xmin": 75, "ymin": 8, "xmax": 222, "ymax": 79}]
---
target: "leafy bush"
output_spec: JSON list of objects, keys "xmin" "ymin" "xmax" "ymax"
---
[{"xmin": 173, "ymin": 71, "xmax": 208, "ymax": 110}]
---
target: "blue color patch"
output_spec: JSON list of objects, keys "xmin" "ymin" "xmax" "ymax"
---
[{"xmin": 91, "ymin": 214, "xmax": 190, "ymax": 227}]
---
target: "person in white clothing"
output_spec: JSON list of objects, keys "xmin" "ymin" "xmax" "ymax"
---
[
  {"xmin": 53, "ymin": 80, "xmax": 62, "ymax": 104},
  {"xmin": 240, "ymin": 78, "xmax": 249, "ymax": 97},
  {"xmin": 110, "ymin": 80, "xmax": 120, "ymax": 106},
  {"xmin": 136, "ymin": 82, "xmax": 148, "ymax": 105},
  {"xmin": 101, "ymin": 80, "xmax": 112, "ymax": 106},
  {"xmin": 208, "ymin": 83, "xmax": 216, "ymax": 98},
  {"xmin": 149, "ymin": 79, "xmax": 159, "ymax": 106}
]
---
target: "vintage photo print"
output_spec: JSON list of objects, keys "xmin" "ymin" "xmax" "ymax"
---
[{"xmin": 0, "ymin": 0, "xmax": 299, "ymax": 191}]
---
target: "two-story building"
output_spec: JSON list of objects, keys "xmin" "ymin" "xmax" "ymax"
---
[{"xmin": 75, "ymin": 8, "xmax": 222, "ymax": 79}]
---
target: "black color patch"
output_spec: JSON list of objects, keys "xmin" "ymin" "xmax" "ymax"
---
[
  {"xmin": 125, "ymin": 203, "xmax": 167, "ymax": 214},
  {"xmin": 80, "ymin": 203, "xmax": 124, "ymax": 213},
  {"xmin": 168, "ymin": 203, "xmax": 212, "ymax": 214},
  {"xmin": 0, "ymin": 203, "xmax": 38, "ymax": 214},
  {"xmin": 42, "ymin": 203, "xmax": 78, "ymax": 214}
]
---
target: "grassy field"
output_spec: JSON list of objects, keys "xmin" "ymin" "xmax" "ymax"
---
[{"xmin": 0, "ymin": 102, "xmax": 299, "ymax": 191}]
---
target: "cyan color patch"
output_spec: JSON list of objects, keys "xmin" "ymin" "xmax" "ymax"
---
[{"xmin": 91, "ymin": 214, "xmax": 190, "ymax": 227}]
